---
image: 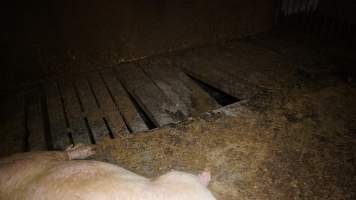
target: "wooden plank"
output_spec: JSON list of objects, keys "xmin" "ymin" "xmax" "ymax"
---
[
  {"xmin": 115, "ymin": 63, "xmax": 184, "ymax": 127},
  {"xmin": 100, "ymin": 69, "xmax": 148, "ymax": 132},
  {"xmin": 45, "ymin": 81, "xmax": 71, "ymax": 150},
  {"xmin": 59, "ymin": 79, "xmax": 91, "ymax": 145},
  {"xmin": 140, "ymin": 59, "xmax": 191, "ymax": 118},
  {"xmin": 86, "ymin": 72, "xmax": 128, "ymax": 136},
  {"xmin": 74, "ymin": 75, "xmax": 109, "ymax": 142},
  {"xmin": 140, "ymin": 57, "xmax": 220, "ymax": 117},
  {"xmin": 175, "ymin": 50, "xmax": 261, "ymax": 99},
  {"xmin": 25, "ymin": 89, "xmax": 47, "ymax": 151},
  {"xmin": 172, "ymin": 64, "xmax": 222, "ymax": 114}
]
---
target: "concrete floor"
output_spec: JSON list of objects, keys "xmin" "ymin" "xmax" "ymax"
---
[{"xmin": 1, "ymin": 31, "xmax": 356, "ymax": 199}]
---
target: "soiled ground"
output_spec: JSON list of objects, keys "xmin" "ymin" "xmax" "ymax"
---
[
  {"xmin": 93, "ymin": 34, "xmax": 356, "ymax": 199},
  {"xmin": 94, "ymin": 80, "xmax": 356, "ymax": 199},
  {"xmin": 1, "ymin": 31, "xmax": 355, "ymax": 199}
]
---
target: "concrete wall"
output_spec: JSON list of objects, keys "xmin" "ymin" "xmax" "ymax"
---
[{"xmin": 0, "ymin": 0, "xmax": 274, "ymax": 91}]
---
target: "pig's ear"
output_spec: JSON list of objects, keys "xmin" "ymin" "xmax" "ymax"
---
[{"xmin": 198, "ymin": 170, "xmax": 211, "ymax": 186}]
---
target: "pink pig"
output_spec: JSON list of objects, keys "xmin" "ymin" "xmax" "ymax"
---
[{"xmin": 0, "ymin": 145, "xmax": 216, "ymax": 200}]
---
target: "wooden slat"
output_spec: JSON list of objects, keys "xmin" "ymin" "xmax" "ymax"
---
[
  {"xmin": 45, "ymin": 81, "xmax": 71, "ymax": 150},
  {"xmin": 115, "ymin": 63, "xmax": 184, "ymax": 127},
  {"xmin": 100, "ymin": 69, "xmax": 148, "ymax": 132},
  {"xmin": 87, "ymin": 72, "xmax": 128, "ymax": 136},
  {"xmin": 59, "ymin": 79, "xmax": 91, "ymax": 145},
  {"xmin": 175, "ymin": 50, "xmax": 261, "ymax": 99},
  {"xmin": 140, "ymin": 59, "xmax": 190, "ymax": 118},
  {"xmin": 26, "ymin": 89, "xmax": 47, "ymax": 151},
  {"xmin": 172, "ymin": 64, "xmax": 222, "ymax": 114},
  {"xmin": 74, "ymin": 75, "xmax": 109, "ymax": 142},
  {"xmin": 140, "ymin": 57, "xmax": 220, "ymax": 117}
]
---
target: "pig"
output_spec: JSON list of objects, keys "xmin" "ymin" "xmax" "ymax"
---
[{"xmin": 0, "ymin": 144, "xmax": 216, "ymax": 200}]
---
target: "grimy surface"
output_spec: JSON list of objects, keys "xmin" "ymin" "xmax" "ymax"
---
[
  {"xmin": 95, "ymin": 83, "xmax": 356, "ymax": 199},
  {"xmin": 1, "ymin": 32, "xmax": 356, "ymax": 199},
  {"xmin": 93, "ymin": 34, "xmax": 356, "ymax": 199},
  {"xmin": 0, "ymin": 54, "xmax": 222, "ymax": 151}
]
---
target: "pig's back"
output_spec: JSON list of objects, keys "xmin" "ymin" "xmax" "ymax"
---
[
  {"xmin": 0, "ymin": 151, "xmax": 69, "ymax": 199},
  {"xmin": 2, "ymin": 160, "xmax": 151, "ymax": 200},
  {"xmin": 0, "ymin": 159, "xmax": 149, "ymax": 200}
]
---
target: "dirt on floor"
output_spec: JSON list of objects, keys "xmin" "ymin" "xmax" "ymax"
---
[
  {"xmin": 1, "ymin": 31, "xmax": 356, "ymax": 199},
  {"xmin": 93, "ymin": 77, "xmax": 356, "ymax": 199},
  {"xmin": 76, "ymin": 32, "xmax": 356, "ymax": 199},
  {"xmin": 91, "ymin": 33, "xmax": 356, "ymax": 199}
]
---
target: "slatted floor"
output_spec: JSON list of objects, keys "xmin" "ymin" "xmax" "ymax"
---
[
  {"xmin": 0, "ymin": 40, "xmax": 296, "ymax": 155},
  {"xmin": 9, "ymin": 58, "xmax": 226, "ymax": 151}
]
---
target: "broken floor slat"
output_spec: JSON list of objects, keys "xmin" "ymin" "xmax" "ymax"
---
[
  {"xmin": 86, "ymin": 72, "xmax": 128, "ymax": 136},
  {"xmin": 44, "ymin": 81, "xmax": 71, "ymax": 150},
  {"xmin": 115, "ymin": 63, "xmax": 183, "ymax": 127},
  {"xmin": 139, "ymin": 59, "xmax": 191, "ymax": 118},
  {"xmin": 100, "ymin": 69, "xmax": 148, "ymax": 132},
  {"xmin": 59, "ymin": 79, "xmax": 91, "ymax": 145},
  {"xmin": 25, "ymin": 89, "xmax": 47, "ymax": 151},
  {"xmin": 140, "ymin": 57, "xmax": 220, "ymax": 117},
  {"xmin": 173, "ymin": 67, "xmax": 221, "ymax": 113},
  {"xmin": 175, "ymin": 51, "xmax": 261, "ymax": 99},
  {"xmin": 74, "ymin": 75, "xmax": 110, "ymax": 142},
  {"xmin": 159, "ymin": 58, "xmax": 221, "ymax": 113}
]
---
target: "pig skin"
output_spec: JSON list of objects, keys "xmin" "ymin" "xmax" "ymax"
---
[{"xmin": 0, "ymin": 145, "xmax": 216, "ymax": 200}]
